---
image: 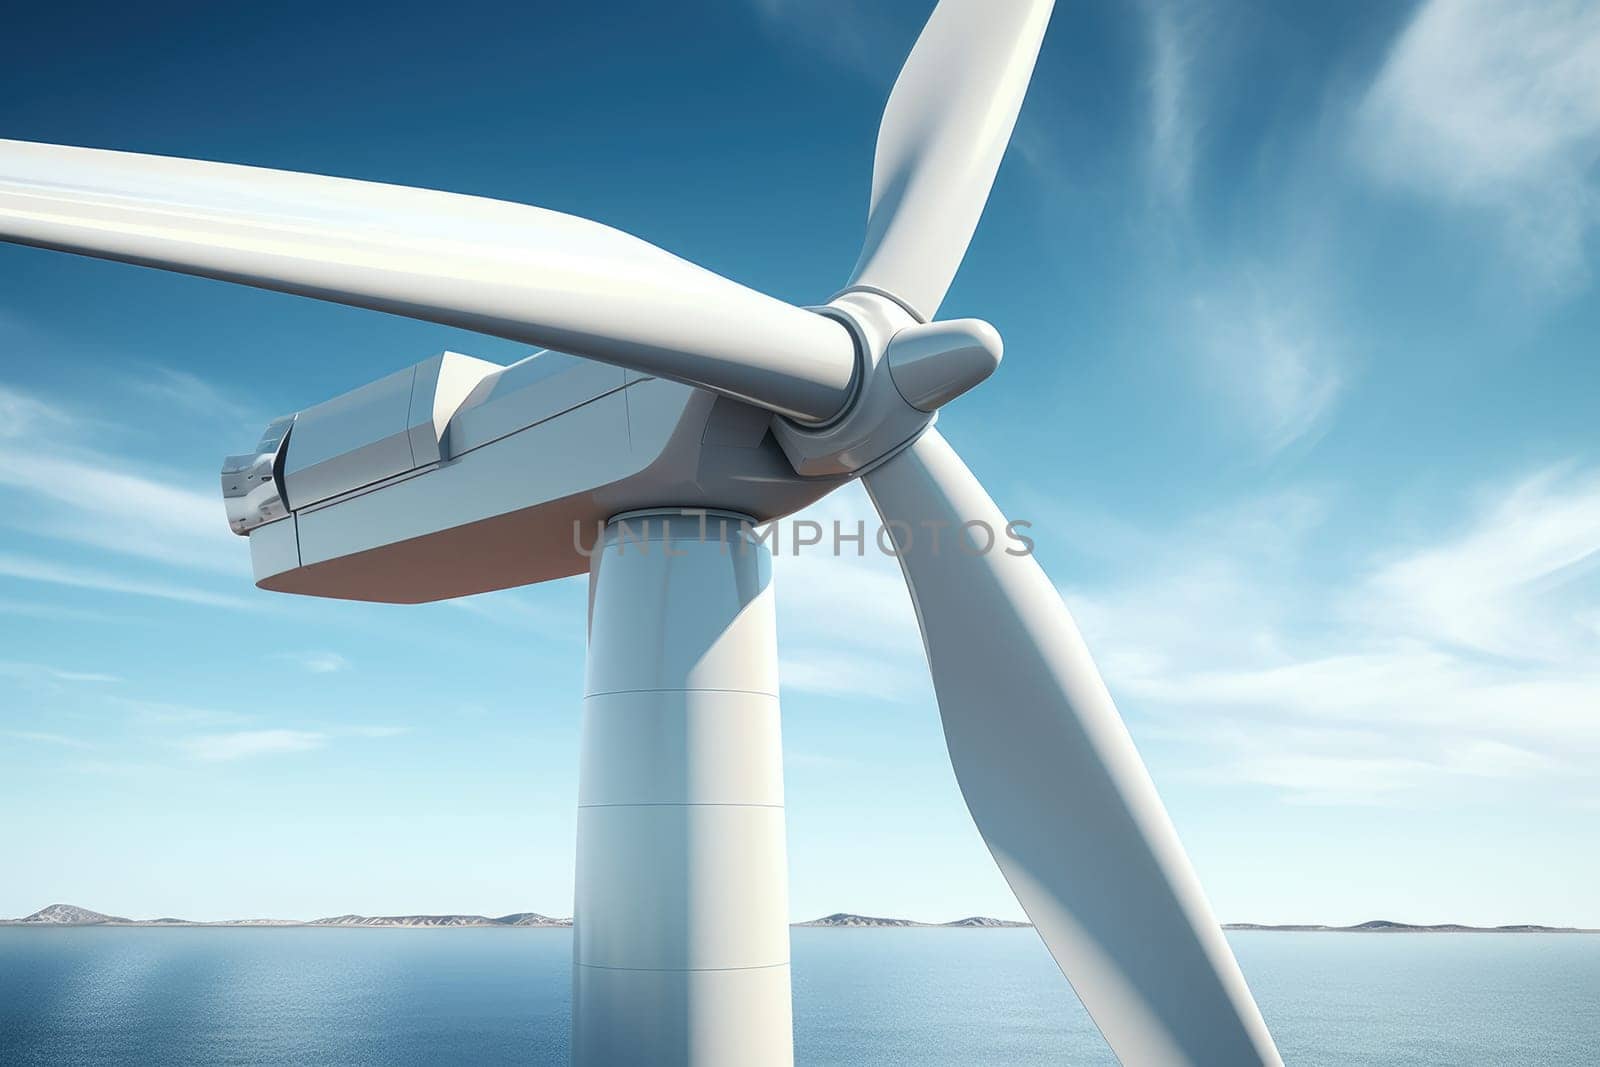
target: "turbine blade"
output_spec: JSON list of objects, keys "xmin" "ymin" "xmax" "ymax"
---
[
  {"xmin": 863, "ymin": 428, "xmax": 1283, "ymax": 1067},
  {"xmin": 844, "ymin": 0, "xmax": 1054, "ymax": 320},
  {"xmin": 0, "ymin": 139, "xmax": 855, "ymax": 423}
]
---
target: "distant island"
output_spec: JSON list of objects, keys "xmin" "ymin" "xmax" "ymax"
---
[
  {"xmin": 1222, "ymin": 920, "xmax": 1595, "ymax": 934},
  {"xmin": 0, "ymin": 904, "xmax": 570, "ymax": 928},
  {"xmin": 2, "ymin": 905, "xmax": 1593, "ymax": 933}
]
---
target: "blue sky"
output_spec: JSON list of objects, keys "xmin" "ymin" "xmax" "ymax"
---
[{"xmin": 2, "ymin": 0, "xmax": 1597, "ymax": 926}]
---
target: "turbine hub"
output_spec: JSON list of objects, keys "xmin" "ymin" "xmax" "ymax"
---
[
  {"xmin": 884, "ymin": 318, "xmax": 1003, "ymax": 412},
  {"xmin": 771, "ymin": 292, "xmax": 1002, "ymax": 479}
]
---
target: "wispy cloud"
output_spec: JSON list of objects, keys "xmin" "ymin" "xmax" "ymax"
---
[
  {"xmin": 124, "ymin": 365, "xmax": 256, "ymax": 424},
  {"xmin": 1187, "ymin": 729, "xmax": 1558, "ymax": 808},
  {"xmin": 744, "ymin": 0, "xmax": 899, "ymax": 85},
  {"xmin": 0, "ymin": 552, "xmax": 255, "ymax": 611},
  {"xmin": 278, "ymin": 651, "xmax": 350, "ymax": 674},
  {"xmin": 1186, "ymin": 273, "xmax": 1346, "ymax": 454},
  {"xmin": 179, "ymin": 729, "xmax": 328, "ymax": 762},
  {"xmin": 1069, "ymin": 466, "xmax": 1600, "ymax": 804},
  {"xmin": 0, "ymin": 382, "xmax": 77, "ymax": 441},
  {"xmin": 785, "ymin": 749, "xmax": 865, "ymax": 773},
  {"xmin": 65, "ymin": 759, "xmax": 165, "ymax": 778},
  {"xmin": 0, "ymin": 661, "xmax": 119, "ymax": 684},
  {"xmin": 176, "ymin": 724, "xmax": 408, "ymax": 761},
  {"xmin": 0, "ymin": 379, "xmax": 242, "ymax": 577},
  {"xmin": 1359, "ymin": 467, "xmax": 1600, "ymax": 661},
  {"xmin": 0, "ymin": 598, "xmax": 122, "ymax": 623},
  {"xmin": 779, "ymin": 649, "xmax": 925, "ymax": 704},
  {"xmin": 5, "ymin": 730, "xmax": 93, "ymax": 749},
  {"xmin": 1127, "ymin": 5, "xmax": 1348, "ymax": 454},
  {"xmin": 341, "ymin": 725, "xmax": 410, "ymax": 739},
  {"xmin": 446, "ymin": 579, "xmax": 582, "ymax": 640},
  {"xmin": 1133, "ymin": 648, "xmax": 1599, "ymax": 806},
  {"xmin": 1354, "ymin": 0, "xmax": 1600, "ymax": 291},
  {"xmin": 770, "ymin": 483, "xmax": 930, "ymax": 703},
  {"xmin": 1140, "ymin": 0, "xmax": 1205, "ymax": 206},
  {"xmin": 0, "ymin": 447, "xmax": 241, "ymax": 575},
  {"xmin": 112, "ymin": 697, "xmax": 252, "ymax": 727}
]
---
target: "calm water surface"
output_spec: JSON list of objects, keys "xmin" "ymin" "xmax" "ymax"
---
[{"xmin": 1, "ymin": 928, "xmax": 1596, "ymax": 1065}]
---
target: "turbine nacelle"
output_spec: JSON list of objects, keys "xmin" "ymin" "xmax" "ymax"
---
[{"xmin": 217, "ymin": 353, "xmax": 844, "ymax": 603}]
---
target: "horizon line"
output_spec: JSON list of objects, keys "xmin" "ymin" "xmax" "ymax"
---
[{"xmin": 4, "ymin": 904, "xmax": 1596, "ymax": 933}]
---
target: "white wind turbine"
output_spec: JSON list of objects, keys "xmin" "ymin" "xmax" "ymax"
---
[{"xmin": 0, "ymin": 1, "xmax": 1282, "ymax": 1063}]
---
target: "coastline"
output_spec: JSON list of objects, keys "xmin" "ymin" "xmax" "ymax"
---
[{"xmin": 3, "ymin": 905, "xmax": 1595, "ymax": 932}]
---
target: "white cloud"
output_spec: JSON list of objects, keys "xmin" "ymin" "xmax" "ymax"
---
[
  {"xmin": 1201, "ymin": 739, "xmax": 1557, "ymax": 809},
  {"xmin": 1141, "ymin": 0, "xmax": 1205, "ymax": 205},
  {"xmin": 1359, "ymin": 467, "xmax": 1600, "ymax": 661},
  {"xmin": 1187, "ymin": 277, "xmax": 1345, "ymax": 454},
  {"xmin": 1355, "ymin": 0, "xmax": 1600, "ymax": 290},
  {"xmin": 5, "ymin": 730, "xmax": 93, "ymax": 749},
  {"xmin": 0, "ymin": 447, "xmax": 241, "ymax": 575},
  {"xmin": 0, "ymin": 382, "xmax": 76, "ymax": 441},
  {"xmin": 745, "ymin": 0, "xmax": 897, "ymax": 85},
  {"xmin": 779, "ymin": 649, "xmax": 926, "ymax": 704},
  {"xmin": 340, "ymin": 725, "xmax": 410, "ymax": 739},
  {"xmin": 283, "ymin": 651, "xmax": 349, "ymax": 674},
  {"xmin": 768, "ymin": 483, "xmax": 930, "ymax": 703},
  {"xmin": 180, "ymin": 729, "xmax": 327, "ymax": 762},
  {"xmin": 113, "ymin": 698, "xmax": 251, "ymax": 727},
  {"xmin": 0, "ymin": 598, "xmax": 122, "ymax": 623},
  {"xmin": 1128, "ymin": 5, "xmax": 1349, "ymax": 453},
  {"xmin": 1070, "ymin": 467, "xmax": 1600, "ymax": 804},
  {"xmin": 176, "ymin": 724, "xmax": 407, "ymax": 760},
  {"xmin": 125, "ymin": 365, "xmax": 255, "ymax": 424},
  {"xmin": 1133, "ymin": 648, "xmax": 1600, "ymax": 751},
  {"xmin": 0, "ymin": 661, "xmax": 119, "ymax": 684},
  {"xmin": 446, "ymin": 577, "xmax": 583, "ymax": 640},
  {"xmin": 0, "ymin": 377, "xmax": 247, "ymax": 579},
  {"xmin": 0, "ymin": 552, "xmax": 256, "ymax": 611}
]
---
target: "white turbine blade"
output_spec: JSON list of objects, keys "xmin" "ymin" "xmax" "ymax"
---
[
  {"xmin": 844, "ymin": 0, "xmax": 1054, "ymax": 321},
  {"xmin": 0, "ymin": 139, "xmax": 856, "ymax": 423},
  {"xmin": 863, "ymin": 428, "xmax": 1282, "ymax": 1067}
]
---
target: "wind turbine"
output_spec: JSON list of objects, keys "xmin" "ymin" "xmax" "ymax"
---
[{"xmin": 0, "ymin": 1, "xmax": 1282, "ymax": 1063}]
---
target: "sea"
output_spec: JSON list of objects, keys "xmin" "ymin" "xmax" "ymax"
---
[{"xmin": 1, "ymin": 927, "xmax": 1596, "ymax": 1065}]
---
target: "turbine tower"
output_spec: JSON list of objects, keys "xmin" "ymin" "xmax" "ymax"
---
[{"xmin": 0, "ymin": 1, "xmax": 1283, "ymax": 1063}]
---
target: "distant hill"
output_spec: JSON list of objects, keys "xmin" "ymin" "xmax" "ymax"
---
[
  {"xmin": 794, "ymin": 913, "xmax": 1030, "ymax": 928},
  {"xmin": 496, "ymin": 913, "xmax": 572, "ymax": 927},
  {"xmin": 0, "ymin": 904, "xmax": 569, "ymax": 928},
  {"xmin": 795, "ymin": 912, "xmax": 923, "ymax": 928},
  {"xmin": 5, "ymin": 904, "xmax": 131, "ymax": 925},
  {"xmin": 1223, "ymin": 920, "xmax": 1592, "ymax": 933},
  {"xmin": 309, "ymin": 913, "xmax": 571, "ymax": 928}
]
